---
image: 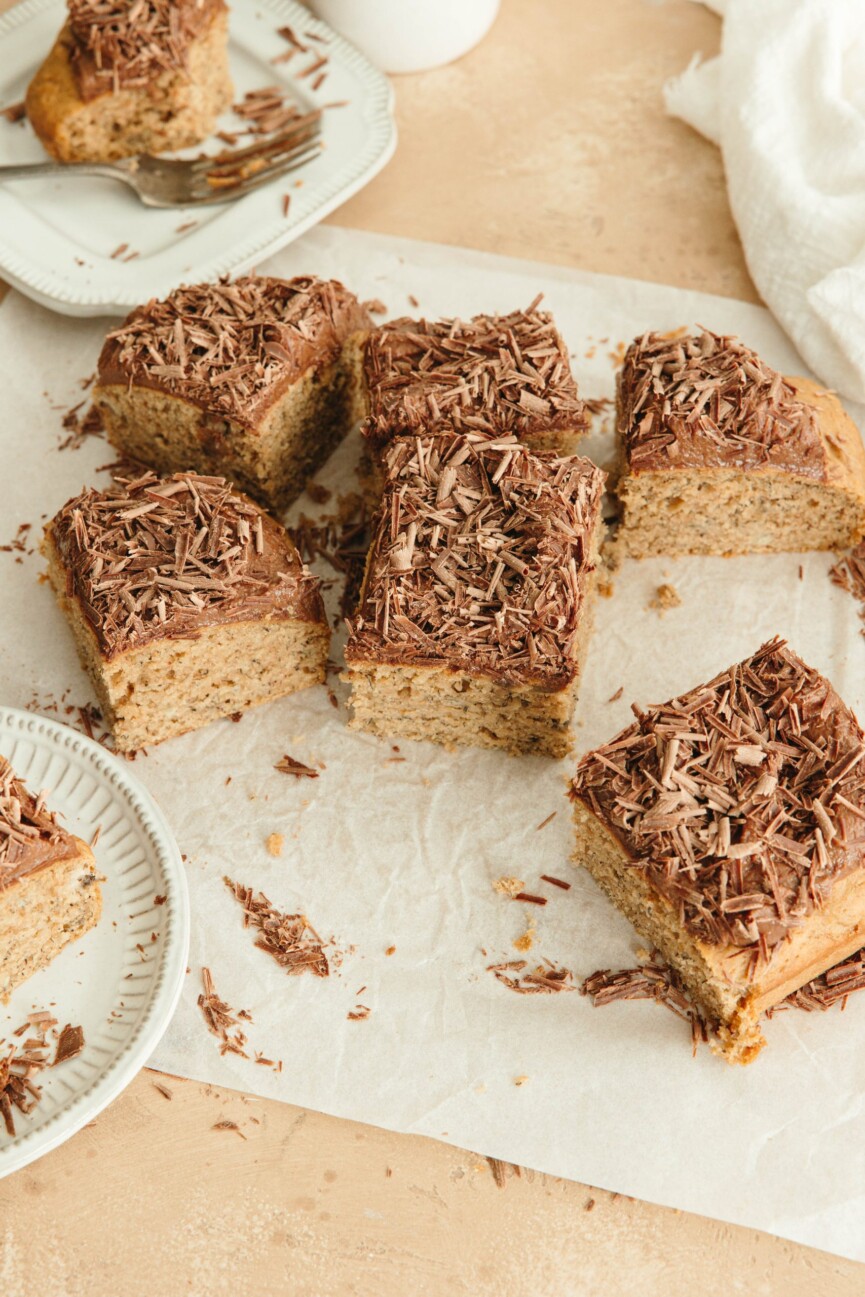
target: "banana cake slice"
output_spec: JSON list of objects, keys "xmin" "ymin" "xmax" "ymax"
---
[
  {"xmin": 570, "ymin": 638, "xmax": 865, "ymax": 1063},
  {"xmin": 615, "ymin": 330, "xmax": 865, "ymax": 556},
  {"xmin": 43, "ymin": 471, "xmax": 329, "ymax": 754},
  {"xmin": 360, "ymin": 306, "xmax": 589, "ymax": 499},
  {"xmin": 94, "ymin": 275, "xmax": 371, "ymax": 512},
  {"xmin": 0, "ymin": 757, "xmax": 101, "ymax": 1003},
  {"xmin": 345, "ymin": 435, "xmax": 605, "ymax": 758},
  {"xmin": 26, "ymin": 0, "xmax": 233, "ymax": 163}
]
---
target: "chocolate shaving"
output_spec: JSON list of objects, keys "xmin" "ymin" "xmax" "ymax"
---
[
  {"xmin": 225, "ymin": 878, "xmax": 329, "ymax": 977},
  {"xmin": 274, "ymin": 755, "xmax": 319, "ymax": 779},
  {"xmin": 487, "ymin": 958, "xmax": 575, "ymax": 994},
  {"xmin": 1, "ymin": 101, "xmax": 26, "ymax": 123},
  {"xmin": 364, "ymin": 307, "xmax": 588, "ymax": 450},
  {"xmin": 618, "ymin": 330, "xmax": 823, "ymax": 477},
  {"xmin": 52, "ymin": 1024, "xmax": 85, "ymax": 1066},
  {"xmin": 571, "ymin": 638, "xmax": 865, "ymax": 957},
  {"xmin": 197, "ymin": 967, "xmax": 250, "ymax": 1058},
  {"xmin": 830, "ymin": 542, "xmax": 865, "ymax": 638},
  {"xmin": 347, "ymin": 437, "xmax": 605, "ymax": 686},
  {"xmin": 1, "ymin": 1012, "xmax": 80, "ymax": 1136},
  {"xmin": 0, "ymin": 756, "xmax": 74, "ymax": 884}
]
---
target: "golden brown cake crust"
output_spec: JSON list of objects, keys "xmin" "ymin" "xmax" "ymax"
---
[
  {"xmin": 45, "ymin": 470, "xmax": 326, "ymax": 661},
  {"xmin": 346, "ymin": 435, "xmax": 605, "ymax": 689}
]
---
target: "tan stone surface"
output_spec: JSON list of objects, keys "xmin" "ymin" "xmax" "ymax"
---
[{"xmin": 2, "ymin": 0, "xmax": 862, "ymax": 1291}]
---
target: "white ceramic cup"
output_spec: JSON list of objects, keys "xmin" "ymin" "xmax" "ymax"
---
[{"xmin": 311, "ymin": 0, "xmax": 501, "ymax": 74}]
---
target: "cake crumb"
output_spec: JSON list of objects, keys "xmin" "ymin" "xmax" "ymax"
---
[
  {"xmin": 265, "ymin": 832, "xmax": 284, "ymax": 858},
  {"xmin": 513, "ymin": 922, "xmax": 535, "ymax": 952},
  {"xmin": 492, "ymin": 876, "xmax": 524, "ymax": 898},
  {"xmin": 648, "ymin": 583, "xmax": 682, "ymax": 614}
]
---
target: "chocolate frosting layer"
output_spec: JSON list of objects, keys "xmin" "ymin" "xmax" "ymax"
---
[
  {"xmin": 97, "ymin": 275, "xmax": 371, "ymax": 430},
  {"xmin": 48, "ymin": 471, "xmax": 325, "ymax": 660},
  {"xmin": 362, "ymin": 308, "xmax": 588, "ymax": 451},
  {"xmin": 346, "ymin": 435, "xmax": 605, "ymax": 688},
  {"xmin": 617, "ymin": 330, "xmax": 826, "ymax": 479},
  {"xmin": 570, "ymin": 639, "xmax": 865, "ymax": 959},
  {"xmin": 65, "ymin": 0, "xmax": 222, "ymax": 102},
  {"xmin": 0, "ymin": 758, "xmax": 80, "ymax": 892}
]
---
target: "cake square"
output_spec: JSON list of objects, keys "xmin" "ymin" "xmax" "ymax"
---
[
  {"xmin": 570, "ymin": 638, "xmax": 865, "ymax": 1063},
  {"xmin": 1, "ymin": 757, "xmax": 101, "ymax": 1003},
  {"xmin": 44, "ymin": 471, "xmax": 330, "ymax": 754},
  {"xmin": 94, "ymin": 275, "xmax": 371, "ymax": 513},
  {"xmin": 615, "ymin": 330, "xmax": 865, "ymax": 557},
  {"xmin": 345, "ymin": 435, "xmax": 605, "ymax": 758},
  {"xmin": 360, "ymin": 307, "xmax": 588, "ymax": 494},
  {"xmin": 26, "ymin": 0, "xmax": 233, "ymax": 163}
]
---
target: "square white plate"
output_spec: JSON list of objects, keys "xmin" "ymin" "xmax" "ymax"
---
[{"xmin": 0, "ymin": 0, "xmax": 396, "ymax": 315}]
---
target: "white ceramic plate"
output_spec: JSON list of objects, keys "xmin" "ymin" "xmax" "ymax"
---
[
  {"xmin": 0, "ymin": 706, "xmax": 189, "ymax": 1179},
  {"xmin": 0, "ymin": 0, "xmax": 396, "ymax": 316}
]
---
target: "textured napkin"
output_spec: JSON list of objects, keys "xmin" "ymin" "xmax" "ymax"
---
[{"xmin": 664, "ymin": 0, "xmax": 865, "ymax": 405}]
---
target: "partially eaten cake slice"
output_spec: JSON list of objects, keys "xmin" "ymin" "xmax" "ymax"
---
[
  {"xmin": 615, "ymin": 330, "xmax": 865, "ymax": 556},
  {"xmin": 25, "ymin": 0, "xmax": 233, "ymax": 163},
  {"xmin": 1, "ymin": 757, "xmax": 101, "ymax": 1003},
  {"xmin": 94, "ymin": 275, "xmax": 371, "ymax": 512},
  {"xmin": 360, "ymin": 306, "xmax": 588, "ymax": 498},
  {"xmin": 44, "ymin": 471, "xmax": 330, "ymax": 754},
  {"xmin": 345, "ymin": 435, "xmax": 605, "ymax": 758},
  {"xmin": 570, "ymin": 638, "xmax": 865, "ymax": 1063}
]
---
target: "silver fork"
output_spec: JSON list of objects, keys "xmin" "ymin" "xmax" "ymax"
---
[{"xmin": 0, "ymin": 112, "xmax": 322, "ymax": 208}]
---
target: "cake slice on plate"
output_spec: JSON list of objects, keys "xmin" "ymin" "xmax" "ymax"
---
[
  {"xmin": 570, "ymin": 638, "xmax": 865, "ymax": 1063},
  {"xmin": 345, "ymin": 434, "xmax": 605, "ymax": 758},
  {"xmin": 43, "ymin": 471, "xmax": 330, "ymax": 753},
  {"xmin": 615, "ymin": 330, "xmax": 865, "ymax": 556},
  {"xmin": 94, "ymin": 276, "xmax": 371, "ymax": 513},
  {"xmin": 26, "ymin": 0, "xmax": 233, "ymax": 163},
  {"xmin": 0, "ymin": 757, "xmax": 101, "ymax": 1003}
]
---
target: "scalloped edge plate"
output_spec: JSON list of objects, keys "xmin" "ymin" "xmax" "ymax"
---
[
  {"xmin": 0, "ymin": 706, "xmax": 189, "ymax": 1179},
  {"xmin": 0, "ymin": 0, "xmax": 396, "ymax": 315}
]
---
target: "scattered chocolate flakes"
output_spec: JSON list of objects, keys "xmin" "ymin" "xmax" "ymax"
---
[
  {"xmin": 347, "ymin": 437, "xmax": 604, "ymax": 685},
  {"xmin": 771, "ymin": 951, "xmax": 865, "ymax": 1015},
  {"xmin": 101, "ymin": 275, "xmax": 369, "ymax": 428},
  {"xmin": 175, "ymin": 220, "xmax": 198, "ymax": 233},
  {"xmin": 1, "ymin": 101, "xmax": 25, "ymax": 124},
  {"xmin": 58, "ymin": 402, "xmax": 104, "ymax": 451},
  {"xmin": 363, "ymin": 306, "xmax": 588, "ymax": 450},
  {"xmin": 212, "ymin": 1119, "xmax": 246, "ymax": 1138},
  {"xmin": 583, "ymin": 396, "xmax": 613, "ymax": 417},
  {"xmin": 1, "ymin": 1011, "xmax": 81, "ymax": 1137},
  {"xmin": 291, "ymin": 491, "xmax": 371, "ymax": 620},
  {"xmin": 197, "ymin": 967, "xmax": 250, "ymax": 1058},
  {"xmin": 487, "ymin": 958, "xmax": 575, "ymax": 994},
  {"xmin": 607, "ymin": 686, "xmax": 624, "ymax": 703},
  {"xmin": 830, "ymin": 542, "xmax": 865, "ymax": 637},
  {"xmin": 535, "ymin": 812, "xmax": 557, "ymax": 831},
  {"xmin": 154, "ymin": 894, "xmax": 167, "ymax": 906},
  {"xmin": 514, "ymin": 892, "xmax": 547, "ymax": 906},
  {"xmin": 305, "ymin": 481, "xmax": 332, "ymax": 505},
  {"xmin": 0, "ymin": 756, "xmax": 73, "ymax": 884},
  {"xmin": 282, "ymin": 193, "xmax": 291, "ymax": 217},
  {"xmin": 619, "ymin": 330, "xmax": 823, "ymax": 476},
  {"xmin": 0, "ymin": 522, "xmax": 34, "ymax": 557},
  {"xmin": 364, "ymin": 299, "xmax": 388, "ymax": 316},
  {"xmin": 231, "ymin": 85, "xmax": 311, "ymax": 140},
  {"xmin": 225, "ymin": 878, "xmax": 330, "ymax": 977},
  {"xmin": 152, "ymin": 1081, "xmax": 173, "ymax": 1100},
  {"xmin": 347, "ymin": 1005, "xmax": 371, "ymax": 1021},
  {"xmin": 53, "ymin": 1024, "xmax": 85, "ymax": 1066},
  {"xmin": 110, "ymin": 243, "xmax": 129, "ymax": 260},
  {"xmin": 571, "ymin": 638, "xmax": 865, "ymax": 960},
  {"xmin": 274, "ymin": 755, "xmax": 319, "ymax": 779}
]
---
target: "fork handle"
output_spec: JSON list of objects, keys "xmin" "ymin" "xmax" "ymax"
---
[{"xmin": 0, "ymin": 160, "xmax": 131, "ymax": 183}]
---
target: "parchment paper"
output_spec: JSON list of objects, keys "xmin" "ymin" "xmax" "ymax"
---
[{"xmin": 3, "ymin": 227, "xmax": 865, "ymax": 1262}]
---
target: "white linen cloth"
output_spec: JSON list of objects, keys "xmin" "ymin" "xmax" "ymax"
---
[{"xmin": 664, "ymin": 0, "xmax": 865, "ymax": 405}]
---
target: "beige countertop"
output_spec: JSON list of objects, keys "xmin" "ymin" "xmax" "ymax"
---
[{"xmin": 1, "ymin": 1, "xmax": 863, "ymax": 1292}]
